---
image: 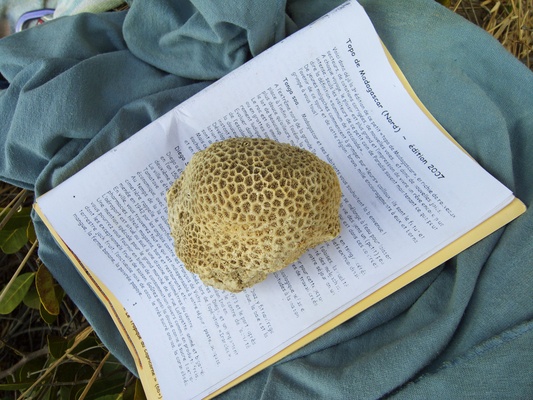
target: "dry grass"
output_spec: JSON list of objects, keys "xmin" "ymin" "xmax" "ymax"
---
[{"xmin": 450, "ymin": 0, "xmax": 532, "ymax": 69}]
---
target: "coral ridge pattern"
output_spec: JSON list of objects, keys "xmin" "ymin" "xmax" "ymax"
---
[{"xmin": 167, "ymin": 137, "xmax": 342, "ymax": 292}]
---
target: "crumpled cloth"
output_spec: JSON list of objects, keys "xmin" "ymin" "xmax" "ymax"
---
[{"xmin": 1, "ymin": 0, "xmax": 532, "ymax": 398}]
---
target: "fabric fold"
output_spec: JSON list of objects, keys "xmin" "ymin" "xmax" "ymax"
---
[
  {"xmin": 0, "ymin": 0, "xmax": 531, "ymax": 397},
  {"xmin": 123, "ymin": 0, "xmax": 296, "ymax": 80}
]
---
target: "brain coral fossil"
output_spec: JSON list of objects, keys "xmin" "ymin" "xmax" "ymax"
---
[{"xmin": 167, "ymin": 137, "xmax": 341, "ymax": 292}]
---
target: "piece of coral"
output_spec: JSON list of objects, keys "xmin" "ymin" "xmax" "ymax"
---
[{"xmin": 167, "ymin": 137, "xmax": 341, "ymax": 292}]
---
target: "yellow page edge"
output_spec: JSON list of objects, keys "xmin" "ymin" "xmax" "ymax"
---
[
  {"xmin": 34, "ymin": 193, "xmax": 526, "ymax": 400},
  {"xmin": 207, "ymin": 198, "xmax": 525, "ymax": 398},
  {"xmin": 207, "ymin": 43, "xmax": 528, "ymax": 397},
  {"xmin": 33, "ymin": 203, "xmax": 164, "ymax": 400},
  {"xmin": 33, "ymin": 40, "xmax": 527, "ymax": 400}
]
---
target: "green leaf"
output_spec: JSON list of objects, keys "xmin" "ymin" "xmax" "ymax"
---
[
  {"xmin": 36, "ymin": 264, "xmax": 60, "ymax": 315},
  {"xmin": 40, "ymin": 386, "xmax": 53, "ymax": 400},
  {"xmin": 47, "ymin": 335, "xmax": 70, "ymax": 360},
  {"xmin": 0, "ymin": 226, "xmax": 28, "ymax": 254},
  {"xmin": 60, "ymin": 386, "xmax": 74, "ymax": 400},
  {"xmin": 122, "ymin": 380, "xmax": 136, "ymax": 400},
  {"xmin": 134, "ymin": 379, "xmax": 147, "ymax": 400},
  {"xmin": 76, "ymin": 377, "xmax": 125, "ymax": 400},
  {"xmin": 40, "ymin": 303, "xmax": 58, "ymax": 324},
  {"xmin": 93, "ymin": 395, "xmax": 123, "ymax": 400},
  {"xmin": 98, "ymin": 361, "xmax": 123, "ymax": 380},
  {"xmin": 56, "ymin": 361, "xmax": 93, "ymax": 383},
  {"xmin": 0, "ymin": 272, "xmax": 35, "ymax": 314},
  {"xmin": 23, "ymin": 286, "xmax": 41, "ymax": 310},
  {"xmin": 39, "ymin": 284, "xmax": 65, "ymax": 324},
  {"xmin": 54, "ymin": 283, "xmax": 66, "ymax": 304},
  {"xmin": 0, "ymin": 207, "xmax": 32, "ymax": 254},
  {"xmin": 114, "ymin": 377, "xmax": 144, "ymax": 400},
  {"xmin": 16, "ymin": 356, "xmax": 48, "ymax": 383},
  {"xmin": 95, "ymin": 394, "xmax": 124, "ymax": 400},
  {"xmin": 0, "ymin": 382, "xmax": 33, "ymax": 391},
  {"xmin": 69, "ymin": 333, "xmax": 101, "ymax": 355},
  {"xmin": 27, "ymin": 219, "xmax": 37, "ymax": 243},
  {"xmin": 0, "ymin": 206, "xmax": 31, "ymax": 229}
]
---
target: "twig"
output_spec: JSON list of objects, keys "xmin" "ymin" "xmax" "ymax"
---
[
  {"xmin": 0, "ymin": 189, "xmax": 29, "ymax": 230},
  {"xmin": 17, "ymin": 326, "xmax": 94, "ymax": 399},
  {"xmin": 78, "ymin": 351, "xmax": 112, "ymax": 400},
  {"xmin": 0, "ymin": 346, "xmax": 49, "ymax": 380}
]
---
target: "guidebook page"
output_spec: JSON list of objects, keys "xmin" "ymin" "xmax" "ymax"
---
[{"xmin": 36, "ymin": 2, "xmax": 516, "ymax": 399}]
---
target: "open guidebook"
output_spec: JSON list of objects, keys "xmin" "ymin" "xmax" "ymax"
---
[{"xmin": 34, "ymin": 1, "xmax": 526, "ymax": 398}]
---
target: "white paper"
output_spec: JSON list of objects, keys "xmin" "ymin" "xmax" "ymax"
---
[{"xmin": 37, "ymin": 2, "xmax": 514, "ymax": 399}]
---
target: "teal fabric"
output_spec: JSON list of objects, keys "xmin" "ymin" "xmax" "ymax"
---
[
  {"xmin": 1, "ymin": 0, "xmax": 532, "ymax": 398},
  {"xmin": 124, "ymin": 0, "xmax": 297, "ymax": 80}
]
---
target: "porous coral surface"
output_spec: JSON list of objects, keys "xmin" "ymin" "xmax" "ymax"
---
[{"xmin": 167, "ymin": 137, "xmax": 341, "ymax": 292}]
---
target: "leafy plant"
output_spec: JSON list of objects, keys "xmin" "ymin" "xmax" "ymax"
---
[{"xmin": 0, "ymin": 183, "xmax": 146, "ymax": 400}]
